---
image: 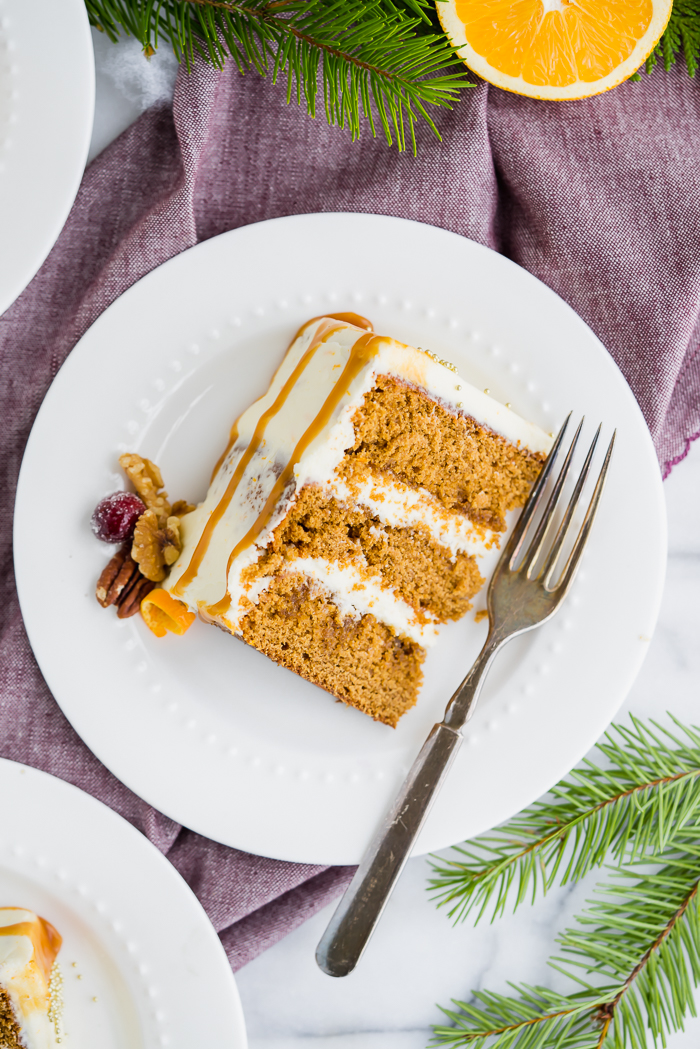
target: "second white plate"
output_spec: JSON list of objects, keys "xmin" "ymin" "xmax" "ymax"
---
[
  {"xmin": 14, "ymin": 214, "xmax": 666, "ymax": 865},
  {"xmin": 0, "ymin": 759, "xmax": 246, "ymax": 1048},
  {"xmin": 0, "ymin": 0, "xmax": 94, "ymax": 316}
]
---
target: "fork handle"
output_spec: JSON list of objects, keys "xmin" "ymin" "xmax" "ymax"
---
[{"xmin": 315, "ymin": 722, "xmax": 462, "ymax": 977}]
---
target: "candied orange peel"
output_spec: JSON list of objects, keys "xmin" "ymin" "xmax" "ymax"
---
[{"xmin": 141, "ymin": 589, "xmax": 195, "ymax": 638}]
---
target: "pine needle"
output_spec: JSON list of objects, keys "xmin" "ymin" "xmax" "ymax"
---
[
  {"xmin": 428, "ymin": 716, "xmax": 700, "ymax": 925},
  {"xmin": 85, "ymin": 0, "xmax": 470, "ymax": 152},
  {"xmin": 647, "ymin": 0, "xmax": 700, "ymax": 77},
  {"xmin": 430, "ymin": 716, "xmax": 700, "ymax": 1049}
]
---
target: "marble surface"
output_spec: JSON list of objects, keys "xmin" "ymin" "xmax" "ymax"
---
[{"xmin": 89, "ymin": 33, "xmax": 700, "ymax": 1047}]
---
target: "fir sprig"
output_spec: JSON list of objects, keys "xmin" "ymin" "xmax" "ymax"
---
[
  {"xmin": 432, "ymin": 850, "xmax": 700, "ymax": 1047},
  {"xmin": 646, "ymin": 0, "xmax": 700, "ymax": 77},
  {"xmin": 558, "ymin": 849, "xmax": 700, "ymax": 1047},
  {"xmin": 428, "ymin": 717, "xmax": 700, "ymax": 925},
  {"xmin": 87, "ymin": 0, "xmax": 700, "ymax": 152},
  {"xmin": 86, "ymin": 0, "xmax": 469, "ymax": 151},
  {"xmin": 430, "ymin": 717, "xmax": 700, "ymax": 1049}
]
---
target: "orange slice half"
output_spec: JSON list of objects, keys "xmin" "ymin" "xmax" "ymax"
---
[
  {"xmin": 141, "ymin": 589, "xmax": 196, "ymax": 638},
  {"xmin": 437, "ymin": 0, "xmax": 673, "ymax": 100}
]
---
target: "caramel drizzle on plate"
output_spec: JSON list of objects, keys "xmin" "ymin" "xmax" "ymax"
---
[
  {"xmin": 206, "ymin": 329, "xmax": 381, "ymax": 618},
  {"xmin": 173, "ymin": 317, "xmax": 362, "ymax": 597}
]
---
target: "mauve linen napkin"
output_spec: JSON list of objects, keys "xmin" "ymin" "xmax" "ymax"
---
[{"xmin": 2, "ymin": 55, "xmax": 700, "ymax": 970}]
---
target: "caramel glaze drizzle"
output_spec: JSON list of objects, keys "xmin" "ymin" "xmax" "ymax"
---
[
  {"xmin": 206, "ymin": 330, "xmax": 381, "ymax": 618},
  {"xmin": 208, "ymin": 315, "xmax": 372, "ymax": 485},
  {"xmin": 323, "ymin": 312, "xmax": 373, "ymax": 332},
  {"xmin": 210, "ymin": 422, "xmax": 240, "ymax": 484},
  {"xmin": 172, "ymin": 317, "xmax": 358, "ymax": 597},
  {"xmin": 0, "ymin": 914, "xmax": 62, "ymax": 981}
]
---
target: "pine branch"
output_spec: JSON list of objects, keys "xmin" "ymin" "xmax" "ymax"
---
[
  {"xmin": 432, "ymin": 984, "xmax": 609, "ymax": 1048},
  {"xmin": 647, "ymin": 0, "xmax": 700, "ymax": 78},
  {"xmin": 429, "ymin": 716, "xmax": 700, "ymax": 925},
  {"xmin": 432, "ymin": 846, "xmax": 700, "ymax": 1048},
  {"xmin": 86, "ymin": 0, "xmax": 470, "ymax": 151},
  {"xmin": 556, "ymin": 845, "xmax": 700, "ymax": 1048}
]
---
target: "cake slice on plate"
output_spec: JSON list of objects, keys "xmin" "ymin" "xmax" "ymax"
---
[
  {"xmin": 0, "ymin": 908, "xmax": 63, "ymax": 1048},
  {"xmin": 158, "ymin": 314, "xmax": 552, "ymax": 727}
]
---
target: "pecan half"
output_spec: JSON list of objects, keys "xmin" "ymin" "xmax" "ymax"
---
[
  {"xmin": 117, "ymin": 575, "xmax": 156, "ymax": 619},
  {"xmin": 106, "ymin": 553, "xmax": 141, "ymax": 606},
  {"xmin": 96, "ymin": 547, "xmax": 128, "ymax": 607}
]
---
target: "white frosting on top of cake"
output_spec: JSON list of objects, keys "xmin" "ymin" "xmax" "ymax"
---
[
  {"xmin": 0, "ymin": 908, "xmax": 62, "ymax": 1049},
  {"xmin": 165, "ymin": 316, "xmax": 553, "ymax": 641}
]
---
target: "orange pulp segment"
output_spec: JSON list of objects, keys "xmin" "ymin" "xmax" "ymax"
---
[{"xmin": 438, "ymin": 0, "xmax": 672, "ymax": 100}]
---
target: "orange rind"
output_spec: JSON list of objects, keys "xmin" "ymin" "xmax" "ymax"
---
[
  {"xmin": 437, "ymin": 0, "xmax": 673, "ymax": 100},
  {"xmin": 140, "ymin": 589, "xmax": 195, "ymax": 638}
]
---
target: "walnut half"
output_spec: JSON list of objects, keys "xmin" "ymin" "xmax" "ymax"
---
[
  {"xmin": 131, "ymin": 510, "xmax": 184, "ymax": 582},
  {"xmin": 119, "ymin": 453, "xmax": 171, "ymax": 526}
]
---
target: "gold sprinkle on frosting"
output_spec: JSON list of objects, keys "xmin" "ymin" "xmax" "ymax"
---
[{"xmin": 420, "ymin": 348, "xmax": 457, "ymax": 373}]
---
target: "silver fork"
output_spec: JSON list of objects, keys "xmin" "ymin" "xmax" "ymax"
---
[{"xmin": 316, "ymin": 414, "xmax": 615, "ymax": 977}]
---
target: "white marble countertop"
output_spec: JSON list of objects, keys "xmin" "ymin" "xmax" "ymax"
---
[{"xmin": 90, "ymin": 32, "xmax": 700, "ymax": 1048}]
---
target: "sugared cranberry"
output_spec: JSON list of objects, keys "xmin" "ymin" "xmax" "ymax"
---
[{"xmin": 91, "ymin": 492, "xmax": 146, "ymax": 543}]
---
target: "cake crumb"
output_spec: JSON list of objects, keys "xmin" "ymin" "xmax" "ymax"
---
[{"xmin": 475, "ymin": 609, "xmax": 489, "ymax": 624}]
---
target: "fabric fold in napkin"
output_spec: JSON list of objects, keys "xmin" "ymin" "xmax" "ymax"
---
[{"xmin": 2, "ymin": 52, "xmax": 699, "ymax": 969}]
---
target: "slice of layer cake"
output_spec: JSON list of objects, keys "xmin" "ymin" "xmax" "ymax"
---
[
  {"xmin": 0, "ymin": 909, "xmax": 63, "ymax": 1049},
  {"xmin": 163, "ymin": 314, "xmax": 553, "ymax": 727}
]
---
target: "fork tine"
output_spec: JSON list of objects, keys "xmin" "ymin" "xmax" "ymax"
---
[
  {"xmin": 547, "ymin": 431, "xmax": 616, "ymax": 593},
  {"xmin": 541, "ymin": 424, "xmax": 601, "ymax": 585},
  {"xmin": 503, "ymin": 413, "xmax": 572, "ymax": 570},
  {"xmin": 522, "ymin": 418, "xmax": 584, "ymax": 578}
]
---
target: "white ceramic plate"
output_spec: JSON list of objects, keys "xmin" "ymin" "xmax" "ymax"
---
[
  {"xmin": 14, "ymin": 214, "xmax": 666, "ymax": 865},
  {"xmin": 0, "ymin": 0, "xmax": 94, "ymax": 316},
  {"xmin": 0, "ymin": 759, "xmax": 246, "ymax": 1048}
]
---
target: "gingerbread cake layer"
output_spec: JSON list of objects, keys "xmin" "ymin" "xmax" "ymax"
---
[
  {"xmin": 246, "ymin": 484, "xmax": 485, "ymax": 624},
  {"xmin": 0, "ymin": 909, "xmax": 63, "ymax": 1049},
  {"xmin": 0, "ymin": 988, "xmax": 23, "ymax": 1049},
  {"xmin": 239, "ymin": 573, "xmax": 425, "ymax": 727},
  {"xmin": 346, "ymin": 376, "xmax": 544, "ymax": 531},
  {"xmin": 165, "ymin": 315, "xmax": 553, "ymax": 725}
]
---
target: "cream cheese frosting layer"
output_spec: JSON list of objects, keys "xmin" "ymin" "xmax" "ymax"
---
[
  {"xmin": 231, "ymin": 557, "xmax": 439, "ymax": 647},
  {"xmin": 327, "ymin": 471, "xmax": 498, "ymax": 561},
  {"xmin": 166, "ymin": 316, "xmax": 553, "ymax": 621},
  {"xmin": 0, "ymin": 908, "xmax": 62, "ymax": 1049}
]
